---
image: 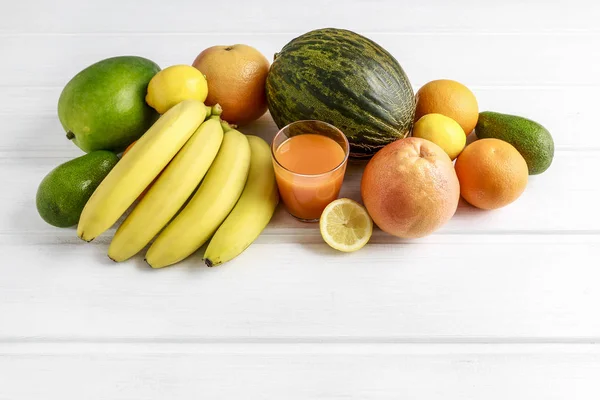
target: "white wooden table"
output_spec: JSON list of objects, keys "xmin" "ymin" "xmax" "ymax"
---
[{"xmin": 2, "ymin": 1, "xmax": 600, "ymax": 398}]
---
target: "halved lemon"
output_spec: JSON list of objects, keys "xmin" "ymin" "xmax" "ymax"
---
[{"xmin": 319, "ymin": 198, "xmax": 373, "ymax": 252}]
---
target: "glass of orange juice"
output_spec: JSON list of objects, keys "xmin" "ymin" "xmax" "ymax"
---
[{"xmin": 271, "ymin": 120, "xmax": 350, "ymax": 222}]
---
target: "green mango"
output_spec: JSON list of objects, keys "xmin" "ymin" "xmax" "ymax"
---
[
  {"xmin": 58, "ymin": 56, "xmax": 160, "ymax": 153},
  {"xmin": 36, "ymin": 151, "xmax": 119, "ymax": 227},
  {"xmin": 475, "ymin": 111, "xmax": 554, "ymax": 175}
]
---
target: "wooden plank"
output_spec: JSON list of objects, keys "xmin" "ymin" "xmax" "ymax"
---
[
  {"xmin": 1, "ymin": 237, "xmax": 599, "ymax": 340},
  {"xmin": 1, "ymin": 343, "xmax": 600, "ymax": 399},
  {"xmin": 2, "ymin": 0, "xmax": 598, "ymax": 34},
  {"xmin": 1, "ymin": 3, "xmax": 599, "ymax": 399},
  {"xmin": 3, "ymin": 151, "xmax": 598, "ymax": 238},
  {"xmin": 0, "ymin": 33, "xmax": 597, "ymax": 88},
  {"xmin": 0, "ymin": 86, "xmax": 595, "ymax": 160}
]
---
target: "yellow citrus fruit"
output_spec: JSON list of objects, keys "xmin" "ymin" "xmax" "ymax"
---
[
  {"xmin": 455, "ymin": 138, "xmax": 528, "ymax": 210},
  {"xmin": 319, "ymin": 198, "xmax": 373, "ymax": 252},
  {"xmin": 415, "ymin": 79, "xmax": 479, "ymax": 135},
  {"xmin": 412, "ymin": 113, "xmax": 466, "ymax": 160},
  {"xmin": 146, "ymin": 65, "xmax": 208, "ymax": 114}
]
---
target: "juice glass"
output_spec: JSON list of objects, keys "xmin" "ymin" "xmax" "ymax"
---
[{"xmin": 271, "ymin": 120, "xmax": 350, "ymax": 222}]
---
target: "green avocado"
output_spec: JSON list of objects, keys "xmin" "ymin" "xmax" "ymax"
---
[
  {"xmin": 58, "ymin": 56, "xmax": 160, "ymax": 153},
  {"xmin": 475, "ymin": 111, "xmax": 554, "ymax": 175},
  {"xmin": 36, "ymin": 151, "xmax": 119, "ymax": 227}
]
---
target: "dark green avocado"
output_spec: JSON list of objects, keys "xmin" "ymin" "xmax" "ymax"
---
[{"xmin": 36, "ymin": 151, "xmax": 119, "ymax": 227}]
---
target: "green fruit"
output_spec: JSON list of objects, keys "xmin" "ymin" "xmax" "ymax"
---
[
  {"xmin": 58, "ymin": 56, "xmax": 160, "ymax": 153},
  {"xmin": 266, "ymin": 28, "xmax": 415, "ymax": 159},
  {"xmin": 36, "ymin": 151, "xmax": 119, "ymax": 227},
  {"xmin": 475, "ymin": 111, "xmax": 554, "ymax": 175}
]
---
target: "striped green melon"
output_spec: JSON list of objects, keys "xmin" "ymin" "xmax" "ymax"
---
[{"xmin": 266, "ymin": 28, "xmax": 415, "ymax": 159}]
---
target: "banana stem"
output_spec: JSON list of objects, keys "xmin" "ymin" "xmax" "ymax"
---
[
  {"xmin": 211, "ymin": 103, "xmax": 223, "ymax": 117},
  {"xmin": 207, "ymin": 115, "xmax": 237, "ymax": 133},
  {"xmin": 203, "ymin": 105, "xmax": 212, "ymax": 120},
  {"xmin": 220, "ymin": 119, "xmax": 237, "ymax": 133}
]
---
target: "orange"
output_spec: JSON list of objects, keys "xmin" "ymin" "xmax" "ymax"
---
[
  {"xmin": 122, "ymin": 141, "xmax": 159, "ymax": 200},
  {"xmin": 361, "ymin": 137, "xmax": 460, "ymax": 238},
  {"xmin": 415, "ymin": 79, "xmax": 479, "ymax": 135},
  {"xmin": 455, "ymin": 138, "xmax": 528, "ymax": 210},
  {"xmin": 192, "ymin": 44, "xmax": 270, "ymax": 125}
]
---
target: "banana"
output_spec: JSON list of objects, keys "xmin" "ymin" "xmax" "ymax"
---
[
  {"xmin": 108, "ymin": 118, "xmax": 224, "ymax": 262},
  {"xmin": 204, "ymin": 136, "xmax": 279, "ymax": 267},
  {"xmin": 77, "ymin": 99, "xmax": 206, "ymax": 242},
  {"xmin": 145, "ymin": 129, "xmax": 251, "ymax": 268}
]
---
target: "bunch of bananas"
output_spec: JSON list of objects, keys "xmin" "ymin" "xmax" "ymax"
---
[{"xmin": 77, "ymin": 99, "xmax": 279, "ymax": 268}]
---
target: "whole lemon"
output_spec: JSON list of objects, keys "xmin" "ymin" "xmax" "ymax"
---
[
  {"xmin": 415, "ymin": 79, "xmax": 479, "ymax": 135},
  {"xmin": 413, "ymin": 113, "xmax": 466, "ymax": 160},
  {"xmin": 146, "ymin": 65, "xmax": 208, "ymax": 114}
]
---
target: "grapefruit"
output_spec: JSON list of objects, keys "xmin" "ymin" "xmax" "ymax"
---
[
  {"xmin": 192, "ymin": 44, "xmax": 269, "ymax": 125},
  {"xmin": 361, "ymin": 137, "xmax": 460, "ymax": 238}
]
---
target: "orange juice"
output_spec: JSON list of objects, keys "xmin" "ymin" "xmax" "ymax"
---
[{"xmin": 273, "ymin": 134, "xmax": 347, "ymax": 221}]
